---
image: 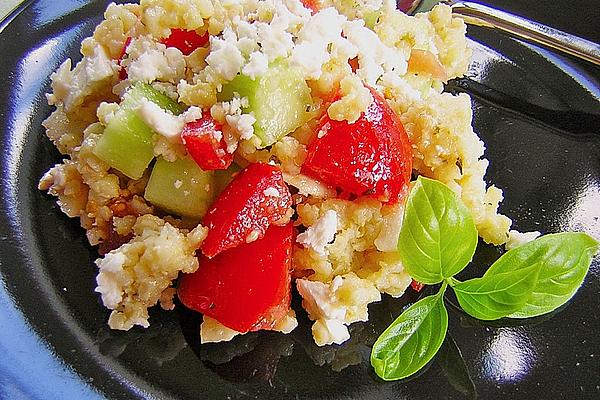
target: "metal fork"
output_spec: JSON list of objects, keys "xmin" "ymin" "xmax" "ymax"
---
[{"xmin": 411, "ymin": 1, "xmax": 600, "ymax": 66}]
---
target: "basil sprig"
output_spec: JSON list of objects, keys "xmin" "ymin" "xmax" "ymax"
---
[
  {"xmin": 453, "ymin": 264, "xmax": 541, "ymax": 320},
  {"xmin": 370, "ymin": 176, "xmax": 599, "ymax": 381},
  {"xmin": 398, "ymin": 177, "xmax": 477, "ymax": 284},
  {"xmin": 371, "ymin": 283, "xmax": 448, "ymax": 380},
  {"xmin": 502, "ymin": 233, "xmax": 597, "ymax": 318}
]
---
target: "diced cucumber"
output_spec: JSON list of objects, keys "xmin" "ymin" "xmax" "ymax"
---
[
  {"xmin": 93, "ymin": 110, "xmax": 155, "ymax": 180},
  {"xmin": 212, "ymin": 163, "xmax": 241, "ymax": 196},
  {"xmin": 220, "ymin": 60, "xmax": 314, "ymax": 147},
  {"xmin": 144, "ymin": 156, "xmax": 215, "ymax": 219},
  {"xmin": 93, "ymin": 83, "xmax": 185, "ymax": 179},
  {"xmin": 126, "ymin": 82, "xmax": 185, "ymax": 115}
]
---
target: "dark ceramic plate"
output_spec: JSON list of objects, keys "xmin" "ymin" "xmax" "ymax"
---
[{"xmin": 1, "ymin": 1, "xmax": 599, "ymax": 399}]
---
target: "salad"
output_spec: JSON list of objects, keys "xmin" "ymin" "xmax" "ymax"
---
[{"xmin": 38, "ymin": 0, "xmax": 597, "ymax": 380}]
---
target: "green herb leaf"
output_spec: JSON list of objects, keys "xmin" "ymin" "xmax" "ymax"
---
[
  {"xmin": 398, "ymin": 176, "xmax": 478, "ymax": 284},
  {"xmin": 505, "ymin": 232, "xmax": 598, "ymax": 318},
  {"xmin": 371, "ymin": 285, "xmax": 448, "ymax": 380},
  {"xmin": 452, "ymin": 232, "xmax": 599, "ymax": 320},
  {"xmin": 453, "ymin": 264, "xmax": 540, "ymax": 320}
]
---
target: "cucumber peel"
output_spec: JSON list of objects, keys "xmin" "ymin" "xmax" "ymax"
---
[
  {"xmin": 144, "ymin": 156, "xmax": 215, "ymax": 219},
  {"xmin": 93, "ymin": 83, "xmax": 184, "ymax": 179},
  {"xmin": 220, "ymin": 60, "xmax": 314, "ymax": 147}
]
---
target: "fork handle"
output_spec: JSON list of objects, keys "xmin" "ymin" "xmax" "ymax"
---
[{"xmin": 451, "ymin": 1, "xmax": 600, "ymax": 66}]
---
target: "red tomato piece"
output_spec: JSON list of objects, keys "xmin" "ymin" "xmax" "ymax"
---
[
  {"xmin": 118, "ymin": 68, "xmax": 128, "ymax": 81},
  {"xmin": 181, "ymin": 114, "xmax": 233, "ymax": 171},
  {"xmin": 300, "ymin": 0, "xmax": 320, "ymax": 14},
  {"xmin": 201, "ymin": 163, "xmax": 292, "ymax": 258},
  {"xmin": 301, "ymin": 87, "xmax": 413, "ymax": 203},
  {"xmin": 410, "ymin": 279, "xmax": 425, "ymax": 292},
  {"xmin": 178, "ymin": 223, "xmax": 294, "ymax": 333},
  {"xmin": 117, "ymin": 37, "xmax": 132, "ymax": 81},
  {"xmin": 161, "ymin": 28, "xmax": 209, "ymax": 56},
  {"xmin": 348, "ymin": 57, "xmax": 359, "ymax": 73}
]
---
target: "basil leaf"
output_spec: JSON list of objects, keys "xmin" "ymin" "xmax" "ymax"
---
[
  {"xmin": 371, "ymin": 286, "xmax": 448, "ymax": 380},
  {"xmin": 453, "ymin": 263, "xmax": 540, "ymax": 320},
  {"xmin": 504, "ymin": 232, "xmax": 598, "ymax": 318},
  {"xmin": 398, "ymin": 176, "xmax": 478, "ymax": 284}
]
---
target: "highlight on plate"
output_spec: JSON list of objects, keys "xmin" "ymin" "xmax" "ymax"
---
[{"xmin": 38, "ymin": 0, "xmax": 598, "ymax": 380}]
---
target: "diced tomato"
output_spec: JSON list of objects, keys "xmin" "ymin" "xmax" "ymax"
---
[
  {"xmin": 348, "ymin": 57, "xmax": 359, "ymax": 73},
  {"xmin": 178, "ymin": 223, "xmax": 294, "ymax": 333},
  {"xmin": 161, "ymin": 28, "xmax": 209, "ymax": 56},
  {"xmin": 300, "ymin": 0, "xmax": 320, "ymax": 14},
  {"xmin": 407, "ymin": 49, "xmax": 447, "ymax": 82},
  {"xmin": 117, "ymin": 37, "xmax": 132, "ymax": 81},
  {"xmin": 410, "ymin": 279, "xmax": 425, "ymax": 292},
  {"xmin": 301, "ymin": 87, "xmax": 413, "ymax": 203},
  {"xmin": 117, "ymin": 37, "xmax": 132, "ymax": 61},
  {"xmin": 181, "ymin": 114, "xmax": 233, "ymax": 171},
  {"xmin": 201, "ymin": 163, "xmax": 293, "ymax": 258}
]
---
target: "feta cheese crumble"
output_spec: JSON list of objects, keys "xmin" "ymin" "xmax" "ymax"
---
[
  {"xmin": 242, "ymin": 51, "xmax": 269, "ymax": 78},
  {"xmin": 263, "ymin": 187, "xmax": 280, "ymax": 197},
  {"xmin": 206, "ymin": 27, "xmax": 245, "ymax": 81},
  {"xmin": 296, "ymin": 277, "xmax": 350, "ymax": 345},
  {"xmin": 290, "ymin": 7, "xmax": 350, "ymax": 80},
  {"xmin": 47, "ymin": 45, "xmax": 118, "ymax": 112},
  {"xmin": 297, "ymin": 209, "xmax": 339, "ymax": 255},
  {"xmin": 124, "ymin": 36, "xmax": 186, "ymax": 84},
  {"xmin": 343, "ymin": 19, "xmax": 407, "ymax": 85},
  {"xmin": 95, "ymin": 252, "xmax": 128, "ymax": 309},
  {"xmin": 506, "ymin": 230, "xmax": 541, "ymax": 250},
  {"xmin": 296, "ymin": 274, "xmax": 381, "ymax": 346},
  {"xmin": 225, "ymin": 113, "xmax": 256, "ymax": 140},
  {"xmin": 136, "ymin": 99, "xmax": 202, "ymax": 142},
  {"xmin": 95, "ymin": 215, "xmax": 207, "ymax": 330},
  {"xmin": 211, "ymin": 94, "xmax": 256, "ymax": 148}
]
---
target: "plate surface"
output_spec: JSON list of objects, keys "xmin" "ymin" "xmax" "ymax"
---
[{"xmin": 0, "ymin": 1, "xmax": 599, "ymax": 399}]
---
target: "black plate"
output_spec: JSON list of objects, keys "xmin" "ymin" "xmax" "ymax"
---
[{"xmin": 1, "ymin": 1, "xmax": 599, "ymax": 399}]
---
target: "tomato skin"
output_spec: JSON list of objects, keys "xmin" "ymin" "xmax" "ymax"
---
[
  {"xmin": 300, "ymin": 0, "xmax": 320, "ymax": 14},
  {"xmin": 410, "ymin": 279, "xmax": 425, "ymax": 292},
  {"xmin": 181, "ymin": 115, "xmax": 233, "ymax": 171},
  {"xmin": 117, "ymin": 37, "xmax": 132, "ymax": 80},
  {"xmin": 161, "ymin": 29, "xmax": 209, "ymax": 56},
  {"xmin": 301, "ymin": 87, "xmax": 413, "ymax": 203},
  {"xmin": 178, "ymin": 223, "xmax": 294, "ymax": 333},
  {"xmin": 201, "ymin": 163, "xmax": 292, "ymax": 258},
  {"xmin": 348, "ymin": 57, "xmax": 359, "ymax": 73}
]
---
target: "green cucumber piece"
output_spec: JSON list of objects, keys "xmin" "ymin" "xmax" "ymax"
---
[
  {"xmin": 212, "ymin": 163, "xmax": 241, "ymax": 196},
  {"xmin": 220, "ymin": 60, "xmax": 314, "ymax": 147},
  {"xmin": 93, "ymin": 83, "xmax": 185, "ymax": 179},
  {"xmin": 144, "ymin": 156, "xmax": 214, "ymax": 219},
  {"xmin": 126, "ymin": 82, "xmax": 185, "ymax": 115}
]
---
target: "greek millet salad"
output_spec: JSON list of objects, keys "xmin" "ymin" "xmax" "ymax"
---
[{"xmin": 40, "ymin": 0, "xmax": 525, "ymax": 349}]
